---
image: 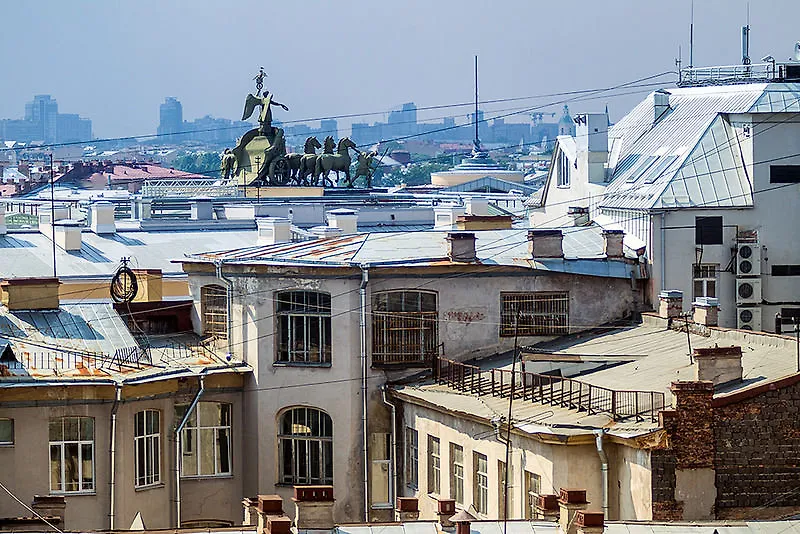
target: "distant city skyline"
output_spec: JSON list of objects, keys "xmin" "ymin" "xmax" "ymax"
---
[{"xmin": 1, "ymin": 0, "xmax": 797, "ymax": 140}]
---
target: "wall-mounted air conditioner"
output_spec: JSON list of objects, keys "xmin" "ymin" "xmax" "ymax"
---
[
  {"xmin": 737, "ymin": 242, "xmax": 761, "ymax": 276},
  {"xmin": 737, "ymin": 307, "xmax": 762, "ymax": 331},
  {"xmin": 736, "ymin": 278, "xmax": 762, "ymax": 305}
]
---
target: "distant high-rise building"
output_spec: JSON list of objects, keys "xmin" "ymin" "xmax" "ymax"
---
[
  {"xmin": 320, "ymin": 119, "xmax": 338, "ymax": 137},
  {"xmin": 24, "ymin": 95, "xmax": 59, "ymax": 143},
  {"xmin": 158, "ymin": 97, "xmax": 183, "ymax": 139},
  {"xmin": 0, "ymin": 95, "xmax": 91, "ymax": 144}
]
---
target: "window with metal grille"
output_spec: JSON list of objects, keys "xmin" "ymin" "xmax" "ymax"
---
[
  {"xmin": 500, "ymin": 292, "xmax": 569, "ymax": 337},
  {"xmin": 427, "ymin": 435, "xmax": 440, "ymax": 495},
  {"xmin": 372, "ymin": 291, "xmax": 438, "ymax": 366},
  {"xmin": 449, "ymin": 443, "xmax": 464, "ymax": 504},
  {"xmin": 201, "ymin": 285, "xmax": 228, "ymax": 339},
  {"xmin": 278, "ymin": 407, "xmax": 333, "ymax": 485},
  {"xmin": 276, "ymin": 291, "xmax": 332, "ymax": 364},
  {"xmin": 473, "ymin": 452, "xmax": 488, "ymax": 515},
  {"xmin": 692, "ymin": 264, "xmax": 718, "ymax": 299}
]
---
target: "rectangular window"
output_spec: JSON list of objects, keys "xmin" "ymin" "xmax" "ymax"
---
[
  {"xmin": 427, "ymin": 435, "xmax": 440, "ymax": 495},
  {"xmin": 178, "ymin": 402, "xmax": 231, "ymax": 477},
  {"xmin": 474, "ymin": 452, "xmax": 488, "ymax": 515},
  {"xmin": 501, "ymin": 292, "xmax": 569, "ymax": 337},
  {"xmin": 770, "ymin": 165, "xmax": 800, "ymax": 183},
  {"xmin": 134, "ymin": 410, "xmax": 161, "ymax": 488},
  {"xmin": 370, "ymin": 433, "xmax": 392, "ymax": 507},
  {"xmin": 373, "ymin": 291, "xmax": 438, "ymax": 367},
  {"xmin": 780, "ymin": 308, "xmax": 800, "ymax": 326},
  {"xmin": 276, "ymin": 291, "xmax": 332, "ymax": 364},
  {"xmin": 692, "ymin": 264, "xmax": 719, "ymax": 299},
  {"xmin": 0, "ymin": 419, "xmax": 13, "ymax": 446},
  {"xmin": 772, "ymin": 265, "xmax": 800, "ymax": 276},
  {"xmin": 524, "ymin": 471, "xmax": 541, "ymax": 519},
  {"xmin": 695, "ymin": 216, "xmax": 723, "ymax": 245},
  {"xmin": 49, "ymin": 417, "xmax": 94, "ymax": 493},
  {"xmin": 498, "ymin": 460, "xmax": 513, "ymax": 519},
  {"xmin": 405, "ymin": 428, "xmax": 418, "ymax": 489},
  {"xmin": 449, "ymin": 443, "xmax": 464, "ymax": 504},
  {"xmin": 201, "ymin": 285, "xmax": 228, "ymax": 339},
  {"xmin": 556, "ymin": 151, "xmax": 570, "ymax": 187}
]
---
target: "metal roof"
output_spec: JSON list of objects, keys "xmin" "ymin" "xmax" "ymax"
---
[{"xmin": 605, "ymin": 521, "xmax": 800, "ymax": 533}]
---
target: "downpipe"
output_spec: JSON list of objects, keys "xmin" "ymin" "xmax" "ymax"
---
[
  {"xmin": 359, "ymin": 265, "xmax": 370, "ymax": 522},
  {"xmin": 109, "ymin": 383, "xmax": 122, "ymax": 530},
  {"xmin": 215, "ymin": 259, "xmax": 234, "ymax": 360},
  {"xmin": 175, "ymin": 375, "xmax": 205, "ymax": 528},
  {"xmin": 381, "ymin": 386, "xmax": 397, "ymax": 517},
  {"xmin": 594, "ymin": 429, "xmax": 609, "ymax": 519}
]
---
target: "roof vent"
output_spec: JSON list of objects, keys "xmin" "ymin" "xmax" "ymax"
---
[
  {"xmin": 465, "ymin": 197, "xmax": 489, "ymax": 216},
  {"xmin": 446, "ymin": 232, "xmax": 477, "ymax": 262},
  {"xmin": 326, "ymin": 208, "xmax": 358, "ymax": 234},
  {"xmin": 90, "ymin": 201, "xmax": 116, "ymax": 234},
  {"xmin": 190, "ymin": 199, "xmax": 214, "ymax": 221},
  {"xmin": 654, "ymin": 89, "xmax": 671, "ymax": 124},
  {"xmin": 528, "ymin": 229, "xmax": 564, "ymax": 258},
  {"xmin": 256, "ymin": 217, "xmax": 292, "ymax": 245},
  {"xmin": 53, "ymin": 219, "xmax": 82, "ymax": 251}
]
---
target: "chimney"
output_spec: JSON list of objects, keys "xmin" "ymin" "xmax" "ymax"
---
[
  {"xmin": 396, "ymin": 497, "xmax": 420, "ymax": 522},
  {"xmin": 434, "ymin": 205, "xmax": 465, "ymax": 230},
  {"xmin": 256, "ymin": 217, "xmax": 292, "ymax": 245},
  {"xmin": 190, "ymin": 199, "xmax": 214, "ymax": 221},
  {"xmin": 39, "ymin": 205, "xmax": 71, "ymax": 238},
  {"xmin": 658, "ymin": 290, "xmax": 683, "ymax": 319},
  {"xmin": 446, "ymin": 232, "xmax": 477, "ymax": 262},
  {"xmin": 558, "ymin": 489, "xmax": 589, "ymax": 534},
  {"xmin": 693, "ymin": 345, "xmax": 743, "ymax": 387},
  {"xmin": 53, "ymin": 220, "xmax": 82, "ymax": 252},
  {"xmin": 692, "ymin": 297, "xmax": 719, "ymax": 327},
  {"xmin": 1, "ymin": 278, "xmax": 60, "ymax": 311},
  {"xmin": 90, "ymin": 201, "xmax": 116, "ymax": 234},
  {"xmin": 465, "ymin": 197, "xmax": 489, "ymax": 216},
  {"xmin": 575, "ymin": 113, "xmax": 608, "ymax": 184},
  {"xmin": 31, "ymin": 495, "xmax": 65, "ymax": 527},
  {"xmin": 132, "ymin": 269, "xmax": 163, "ymax": 302},
  {"xmin": 568, "ymin": 206, "xmax": 590, "ymax": 227},
  {"xmin": 312, "ymin": 226, "xmax": 344, "ymax": 239},
  {"xmin": 528, "ymin": 229, "xmax": 564, "ymax": 258},
  {"xmin": 0, "ymin": 203, "xmax": 6, "ymax": 236},
  {"xmin": 130, "ymin": 196, "xmax": 152, "ymax": 220},
  {"xmin": 654, "ymin": 90, "xmax": 671, "ymax": 124},
  {"xmin": 242, "ymin": 497, "xmax": 259, "ymax": 526},
  {"xmin": 436, "ymin": 499, "xmax": 456, "ymax": 527},
  {"xmin": 450, "ymin": 508, "xmax": 477, "ymax": 534},
  {"xmin": 255, "ymin": 495, "xmax": 287, "ymax": 534},
  {"xmin": 575, "ymin": 510, "xmax": 605, "ymax": 534},
  {"xmin": 326, "ymin": 208, "xmax": 359, "ymax": 234},
  {"xmin": 292, "ymin": 486, "xmax": 334, "ymax": 530},
  {"xmin": 602, "ymin": 229, "xmax": 624, "ymax": 259},
  {"xmin": 534, "ymin": 494, "xmax": 560, "ymax": 521}
]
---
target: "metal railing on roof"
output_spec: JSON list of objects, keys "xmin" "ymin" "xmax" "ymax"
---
[
  {"xmin": 435, "ymin": 356, "xmax": 666, "ymax": 422},
  {"xmin": 677, "ymin": 62, "xmax": 776, "ymax": 87},
  {"xmin": 141, "ymin": 179, "xmax": 239, "ymax": 198}
]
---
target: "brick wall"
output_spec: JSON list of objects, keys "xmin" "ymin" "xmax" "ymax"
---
[
  {"xmin": 650, "ymin": 450, "xmax": 682, "ymax": 521},
  {"xmin": 713, "ymin": 378, "xmax": 800, "ymax": 511}
]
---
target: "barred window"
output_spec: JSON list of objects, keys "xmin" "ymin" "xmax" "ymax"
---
[
  {"xmin": 279, "ymin": 407, "xmax": 333, "ymax": 485},
  {"xmin": 372, "ymin": 291, "xmax": 438, "ymax": 367},
  {"xmin": 276, "ymin": 291, "xmax": 332, "ymax": 364},
  {"xmin": 500, "ymin": 292, "xmax": 569, "ymax": 337},
  {"xmin": 201, "ymin": 285, "xmax": 228, "ymax": 339}
]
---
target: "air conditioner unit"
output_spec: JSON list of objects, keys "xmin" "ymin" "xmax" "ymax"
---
[
  {"xmin": 737, "ymin": 307, "xmax": 762, "ymax": 331},
  {"xmin": 736, "ymin": 243, "xmax": 761, "ymax": 276},
  {"xmin": 736, "ymin": 278, "xmax": 762, "ymax": 305}
]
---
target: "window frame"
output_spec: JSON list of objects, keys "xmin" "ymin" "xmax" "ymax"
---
[
  {"xmin": 49, "ymin": 416, "xmax": 95, "ymax": 494},
  {"xmin": 134, "ymin": 409, "xmax": 161, "ymax": 488},
  {"xmin": 449, "ymin": 443, "xmax": 464, "ymax": 504},
  {"xmin": 692, "ymin": 263, "xmax": 719, "ymax": 299},
  {"xmin": 370, "ymin": 433, "xmax": 392, "ymax": 508},
  {"xmin": 0, "ymin": 418, "xmax": 13, "ymax": 446},
  {"xmin": 179, "ymin": 402, "xmax": 232, "ymax": 478},
  {"xmin": 500, "ymin": 292, "xmax": 570, "ymax": 337},
  {"xmin": 473, "ymin": 452, "xmax": 488, "ymax": 515},
  {"xmin": 405, "ymin": 427, "xmax": 418, "ymax": 489},
  {"xmin": 278, "ymin": 407, "xmax": 333, "ymax": 486},
  {"xmin": 556, "ymin": 150, "xmax": 570, "ymax": 188},
  {"xmin": 524, "ymin": 471, "xmax": 542, "ymax": 519},
  {"xmin": 201, "ymin": 284, "xmax": 228, "ymax": 339},
  {"xmin": 275, "ymin": 290, "xmax": 332, "ymax": 365},
  {"xmin": 427, "ymin": 435, "xmax": 441, "ymax": 495},
  {"xmin": 372, "ymin": 290, "xmax": 438, "ymax": 367}
]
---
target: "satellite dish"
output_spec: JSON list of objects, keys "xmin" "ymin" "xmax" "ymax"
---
[{"xmin": 795, "ymin": 41, "xmax": 800, "ymax": 61}]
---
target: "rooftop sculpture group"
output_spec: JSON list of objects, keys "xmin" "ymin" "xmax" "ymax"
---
[{"xmin": 221, "ymin": 68, "xmax": 378, "ymax": 188}]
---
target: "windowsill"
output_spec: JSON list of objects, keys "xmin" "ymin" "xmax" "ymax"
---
[
  {"xmin": 50, "ymin": 491, "xmax": 96, "ymax": 496},
  {"xmin": 556, "ymin": 185, "xmax": 570, "ymax": 189},
  {"xmin": 275, "ymin": 482, "xmax": 333, "ymax": 488},
  {"xmin": 135, "ymin": 482, "xmax": 165, "ymax": 492},
  {"xmin": 0, "ymin": 444, "xmax": 14, "ymax": 448},
  {"xmin": 371, "ymin": 503, "xmax": 393, "ymax": 510},
  {"xmin": 273, "ymin": 361, "xmax": 332, "ymax": 368},
  {"xmin": 180, "ymin": 474, "xmax": 233, "ymax": 481}
]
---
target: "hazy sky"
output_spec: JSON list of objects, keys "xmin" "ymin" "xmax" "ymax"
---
[{"xmin": 1, "ymin": 0, "xmax": 798, "ymax": 139}]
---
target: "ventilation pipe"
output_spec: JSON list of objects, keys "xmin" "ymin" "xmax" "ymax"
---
[
  {"xmin": 175, "ymin": 375, "xmax": 205, "ymax": 528},
  {"xmin": 359, "ymin": 265, "xmax": 370, "ymax": 522},
  {"xmin": 593, "ymin": 429, "xmax": 609, "ymax": 519}
]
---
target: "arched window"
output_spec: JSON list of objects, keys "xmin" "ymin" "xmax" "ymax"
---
[
  {"xmin": 276, "ymin": 291, "xmax": 331, "ymax": 364},
  {"xmin": 201, "ymin": 284, "xmax": 227, "ymax": 339},
  {"xmin": 278, "ymin": 407, "xmax": 333, "ymax": 485},
  {"xmin": 372, "ymin": 290, "xmax": 438, "ymax": 367}
]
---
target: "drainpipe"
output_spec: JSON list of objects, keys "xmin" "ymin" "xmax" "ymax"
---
[
  {"xmin": 381, "ymin": 386, "xmax": 397, "ymax": 517},
  {"xmin": 660, "ymin": 212, "xmax": 666, "ymax": 293},
  {"xmin": 175, "ymin": 375, "xmax": 205, "ymax": 528},
  {"xmin": 215, "ymin": 259, "xmax": 234, "ymax": 360},
  {"xmin": 109, "ymin": 383, "xmax": 122, "ymax": 531},
  {"xmin": 594, "ymin": 429, "xmax": 609, "ymax": 519},
  {"xmin": 359, "ymin": 265, "xmax": 370, "ymax": 522}
]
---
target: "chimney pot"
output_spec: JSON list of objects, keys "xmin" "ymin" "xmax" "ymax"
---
[
  {"xmin": 266, "ymin": 515, "xmax": 292, "ymax": 534},
  {"xmin": 692, "ymin": 297, "xmax": 719, "ymax": 326},
  {"xmin": 558, "ymin": 488, "xmax": 589, "ymax": 534},
  {"xmin": 257, "ymin": 494, "xmax": 283, "ymax": 515},
  {"xmin": 53, "ymin": 219, "xmax": 82, "ymax": 252},
  {"xmin": 693, "ymin": 345, "xmax": 743, "ymax": 386},
  {"xmin": 575, "ymin": 510, "xmax": 605, "ymax": 534},
  {"xmin": 434, "ymin": 205, "xmax": 465, "ymax": 230},
  {"xmin": 326, "ymin": 208, "xmax": 359, "ymax": 234},
  {"xmin": 292, "ymin": 486, "xmax": 334, "ymax": 530},
  {"xmin": 466, "ymin": 197, "xmax": 489, "ymax": 216},
  {"xmin": 528, "ymin": 229, "xmax": 564, "ymax": 258},
  {"xmin": 446, "ymin": 232, "xmax": 477, "ymax": 262},
  {"xmin": 257, "ymin": 217, "xmax": 292, "ymax": 245},
  {"xmin": 396, "ymin": 497, "xmax": 420, "ymax": 522},
  {"xmin": 602, "ymin": 229, "xmax": 625, "ymax": 259},
  {"xmin": 437, "ymin": 498, "xmax": 457, "ymax": 527}
]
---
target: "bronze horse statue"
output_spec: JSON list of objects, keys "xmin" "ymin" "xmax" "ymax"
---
[
  {"xmin": 288, "ymin": 136, "xmax": 322, "ymax": 185},
  {"xmin": 314, "ymin": 137, "xmax": 358, "ymax": 187}
]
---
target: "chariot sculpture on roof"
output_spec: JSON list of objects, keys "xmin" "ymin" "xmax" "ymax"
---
[{"xmin": 225, "ymin": 67, "xmax": 363, "ymax": 188}]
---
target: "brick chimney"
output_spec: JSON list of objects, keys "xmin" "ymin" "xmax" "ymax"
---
[
  {"xmin": 575, "ymin": 510, "xmax": 604, "ymax": 534},
  {"xmin": 446, "ymin": 232, "xmax": 477, "ymax": 262},
  {"xmin": 450, "ymin": 508, "xmax": 477, "ymax": 534},
  {"xmin": 436, "ymin": 498, "xmax": 456, "ymax": 527},
  {"xmin": 692, "ymin": 297, "xmax": 719, "ymax": 327},
  {"xmin": 528, "ymin": 229, "xmax": 564, "ymax": 258},
  {"xmin": 534, "ymin": 494, "xmax": 560, "ymax": 521},
  {"xmin": 1, "ymin": 278, "xmax": 60, "ymax": 311},
  {"xmin": 326, "ymin": 208, "xmax": 359, "ymax": 234},
  {"xmin": 242, "ymin": 497, "xmax": 258, "ymax": 526},
  {"xmin": 255, "ymin": 494, "xmax": 289, "ymax": 534},
  {"xmin": 396, "ymin": 497, "xmax": 420, "ymax": 522},
  {"xmin": 558, "ymin": 489, "xmax": 589, "ymax": 534},
  {"xmin": 292, "ymin": 486, "xmax": 334, "ymax": 530},
  {"xmin": 658, "ymin": 290, "xmax": 683, "ymax": 319},
  {"xmin": 602, "ymin": 229, "xmax": 624, "ymax": 259},
  {"xmin": 693, "ymin": 345, "xmax": 743, "ymax": 387},
  {"xmin": 132, "ymin": 269, "xmax": 163, "ymax": 303},
  {"xmin": 256, "ymin": 217, "xmax": 292, "ymax": 245}
]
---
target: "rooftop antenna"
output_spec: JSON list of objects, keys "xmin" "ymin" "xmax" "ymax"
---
[
  {"xmin": 742, "ymin": 3, "xmax": 751, "ymax": 65},
  {"xmin": 676, "ymin": 45, "xmax": 682, "ymax": 82},
  {"xmin": 689, "ymin": 0, "xmax": 694, "ymax": 68},
  {"xmin": 474, "ymin": 55, "xmax": 480, "ymax": 150}
]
